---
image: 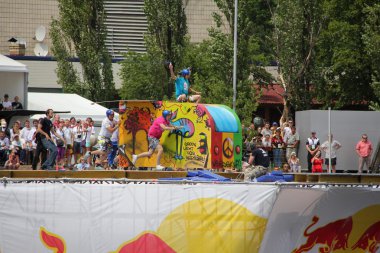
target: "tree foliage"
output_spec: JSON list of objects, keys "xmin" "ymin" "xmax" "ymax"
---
[
  {"xmin": 119, "ymin": 0, "xmax": 188, "ymax": 100},
  {"xmin": 181, "ymin": 0, "xmax": 273, "ymax": 124},
  {"xmin": 363, "ymin": 3, "xmax": 380, "ymax": 110},
  {"xmin": 50, "ymin": 0, "xmax": 115, "ymax": 102},
  {"xmin": 313, "ymin": 0, "xmax": 376, "ymax": 108}
]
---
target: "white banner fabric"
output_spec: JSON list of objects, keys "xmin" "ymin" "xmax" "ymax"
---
[{"xmin": 0, "ymin": 183, "xmax": 277, "ymax": 253}]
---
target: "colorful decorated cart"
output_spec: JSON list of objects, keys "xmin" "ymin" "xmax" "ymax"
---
[{"xmin": 119, "ymin": 100, "xmax": 242, "ymax": 170}]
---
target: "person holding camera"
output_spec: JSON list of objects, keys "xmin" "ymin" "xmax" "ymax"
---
[{"xmin": 169, "ymin": 63, "xmax": 201, "ymax": 103}]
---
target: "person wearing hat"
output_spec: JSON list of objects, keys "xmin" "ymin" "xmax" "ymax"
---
[
  {"xmin": 169, "ymin": 63, "xmax": 201, "ymax": 103},
  {"xmin": 306, "ymin": 131, "xmax": 320, "ymax": 172},
  {"xmin": 2, "ymin": 94, "xmax": 12, "ymax": 111},
  {"xmin": 270, "ymin": 122, "xmax": 278, "ymax": 135}
]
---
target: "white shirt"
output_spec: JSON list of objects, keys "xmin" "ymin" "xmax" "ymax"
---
[
  {"xmin": 0, "ymin": 137, "xmax": 10, "ymax": 150},
  {"xmin": 321, "ymin": 140, "xmax": 341, "ymax": 159},
  {"xmin": 99, "ymin": 118, "xmax": 115, "ymax": 139},
  {"xmin": 72, "ymin": 126, "xmax": 82, "ymax": 142},
  {"xmin": 82, "ymin": 127, "xmax": 92, "ymax": 142},
  {"xmin": 2, "ymin": 101, "xmax": 12, "ymax": 109},
  {"xmin": 20, "ymin": 127, "xmax": 32, "ymax": 142},
  {"xmin": 63, "ymin": 127, "xmax": 73, "ymax": 145}
]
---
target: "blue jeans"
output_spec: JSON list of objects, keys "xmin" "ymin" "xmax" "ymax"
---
[
  {"xmin": 41, "ymin": 138, "xmax": 58, "ymax": 170},
  {"xmin": 273, "ymin": 148, "xmax": 283, "ymax": 168},
  {"xmin": 107, "ymin": 141, "xmax": 118, "ymax": 166}
]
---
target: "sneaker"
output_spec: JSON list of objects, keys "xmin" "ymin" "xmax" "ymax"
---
[
  {"xmin": 156, "ymin": 165, "xmax": 165, "ymax": 171},
  {"xmin": 132, "ymin": 154, "xmax": 137, "ymax": 165}
]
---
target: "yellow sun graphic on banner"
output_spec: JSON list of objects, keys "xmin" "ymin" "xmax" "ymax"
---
[{"xmin": 157, "ymin": 198, "xmax": 267, "ymax": 253}]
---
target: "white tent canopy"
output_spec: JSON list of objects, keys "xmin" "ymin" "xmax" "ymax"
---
[
  {"xmin": 0, "ymin": 54, "xmax": 28, "ymax": 108},
  {"xmin": 28, "ymin": 92, "xmax": 116, "ymax": 125}
]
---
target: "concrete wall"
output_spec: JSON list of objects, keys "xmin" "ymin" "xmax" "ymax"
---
[
  {"xmin": 18, "ymin": 60, "xmax": 123, "ymax": 89},
  {"xmin": 0, "ymin": 0, "xmax": 59, "ymax": 56},
  {"xmin": 296, "ymin": 110, "xmax": 380, "ymax": 172}
]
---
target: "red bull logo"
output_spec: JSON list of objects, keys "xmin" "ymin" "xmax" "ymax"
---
[
  {"xmin": 292, "ymin": 205, "xmax": 380, "ymax": 253},
  {"xmin": 292, "ymin": 215, "xmax": 353, "ymax": 253}
]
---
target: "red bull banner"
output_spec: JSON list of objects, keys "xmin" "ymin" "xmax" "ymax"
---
[
  {"xmin": 0, "ymin": 183, "xmax": 277, "ymax": 253},
  {"xmin": 260, "ymin": 187, "xmax": 380, "ymax": 253}
]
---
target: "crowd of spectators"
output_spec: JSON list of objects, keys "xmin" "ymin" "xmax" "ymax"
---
[
  {"xmin": 242, "ymin": 119, "xmax": 373, "ymax": 174},
  {"xmin": 0, "ymin": 115, "xmax": 98, "ymax": 170}
]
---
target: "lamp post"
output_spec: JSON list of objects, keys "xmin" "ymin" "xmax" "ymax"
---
[{"xmin": 232, "ymin": 0, "xmax": 238, "ymax": 111}]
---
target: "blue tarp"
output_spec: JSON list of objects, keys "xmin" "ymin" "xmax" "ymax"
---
[
  {"xmin": 159, "ymin": 170, "xmax": 231, "ymax": 182},
  {"xmin": 256, "ymin": 170, "xmax": 294, "ymax": 182}
]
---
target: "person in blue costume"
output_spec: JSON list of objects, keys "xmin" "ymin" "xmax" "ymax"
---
[{"xmin": 169, "ymin": 63, "xmax": 201, "ymax": 103}]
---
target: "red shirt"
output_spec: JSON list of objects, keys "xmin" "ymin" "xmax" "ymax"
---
[
  {"xmin": 312, "ymin": 158, "xmax": 323, "ymax": 173},
  {"xmin": 356, "ymin": 140, "xmax": 372, "ymax": 157},
  {"xmin": 148, "ymin": 116, "xmax": 169, "ymax": 139}
]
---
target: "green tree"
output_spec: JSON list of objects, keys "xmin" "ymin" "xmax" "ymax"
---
[
  {"xmin": 313, "ymin": 0, "xmax": 376, "ymax": 108},
  {"xmin": 181, "ymin": 0, "xmax": 273, "ymax": 124},
  {"xmin": 50, "ymin": 0, "xmax": 115, "ymax": 102},
  {"xmin": 271, "ymin": 0, "xmax": 324, "ymax": 118},
  {"xmin": 119, "ymin": 0, "xmax": 188, "ymax": 100},
  {"xmin": 363, "ymin": 3, "xmax": 380, "ymax": 110}
]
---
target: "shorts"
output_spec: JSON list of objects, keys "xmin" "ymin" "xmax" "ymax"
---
[
  {"xmin": 176, "ymin": 95, "xmax": 197, "ymax": 102},
  {"xmin": 148, "ymin": 136, "xmax": 160, "ymax": 150},
  {"xmin": 73, "ymin": 141, "xmax": 81, "ymax": 154},
  {"xmin": 325, "ymin": 157, "xmax": 337, "ymax": 166}
]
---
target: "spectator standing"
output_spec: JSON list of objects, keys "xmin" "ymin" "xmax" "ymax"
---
[
  {"xmin": 20, "ymin": 120, "xmax": 33, "ymax": 164},
  {"xmin": 0, "ymin": 119, "xmax": 10, "ymax": 138},
  {"xmin": 306, "ymin": 131, "xmax": 320, "ymax": 172},
  {"xmin": 271, "ymin": 128, "xmax": 284, "ymax": 168},
  {"xmin": 81, "ymin": 121, "xmax": 92, "ymax": 160},
  {"xmin": 270, "ymin": 122, "xmax": 278, "ymax": 135},
  {"xmin": 37, "ymin": 109, "xmax": 65, "ymax": 170},
  {"xmin": 321, "ymin": 134, "xmax": 342, "ymax": 173},
  {"xmin": 261, "ymin": 133, "xmax": 272, "ymax": 165},
  {"xmin": 53, "ymin": 114, "xmax": 61, "ymax": 129},
  {"xmin": 261, "ymin": 122, "xmax": 272, "ymax": 138},
  {"xmin": 27, "ymin": 119, "xmax": 39, "ymax": 166},
  {"xmin": 356, "ymin": 134, "xmax": 373, "ymax": 173},
  {"xmin": 284, "ymin": 126, "xmax": 300, "ymax": 160},
  {"xmin": 54, "ymin": 121, "xmax": 66, "ymax": 169},
  {"xmin": 11, "ymin": 96, "xmax": 23, "ymax": 110},
  {"xmin": 63, "ymin": 119, "xmax": 73, "ymax": 168},
  {"xmin": 2, "ymin": 94, "xmax": 12, "ymax": 110},
  {"xmin": 72, "ymin": 119, "xmax": 83, "ymax": 164},
  {"xmin": 311, "ymin": 151, "xmax": 323, "ymax": 173}
]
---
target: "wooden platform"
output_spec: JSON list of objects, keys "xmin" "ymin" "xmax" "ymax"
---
[{"xmin": 1, "ymin": 170, "xmax": 380, "ymax": 183}]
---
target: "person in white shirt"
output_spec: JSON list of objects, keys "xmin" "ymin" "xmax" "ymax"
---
[
  {"xmin": 63, "ymin": 119, "xmax": 74, "ymax": 168},
  {"xmin": 284, "ymin": 126, "xmax": 300, "ymax": 160},
  {"xmin": 72, "ymin": 120, "xmax": 83, "ymax": 164},
  {"xmin": 321, "ymin": 134, "xmax": 342, "ymax": 173},
  {"xmin": 2, "ymin": 94, "xmax": 12, "ymax": 110},
  {"xmin": 20, "ymin": 120, "xmax": 33, "ymax": 164}
]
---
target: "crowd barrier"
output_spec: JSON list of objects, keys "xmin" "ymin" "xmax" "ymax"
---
[{"xmin": 0, "ymin": 180, "xmax": 380, "ymax": 253}]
